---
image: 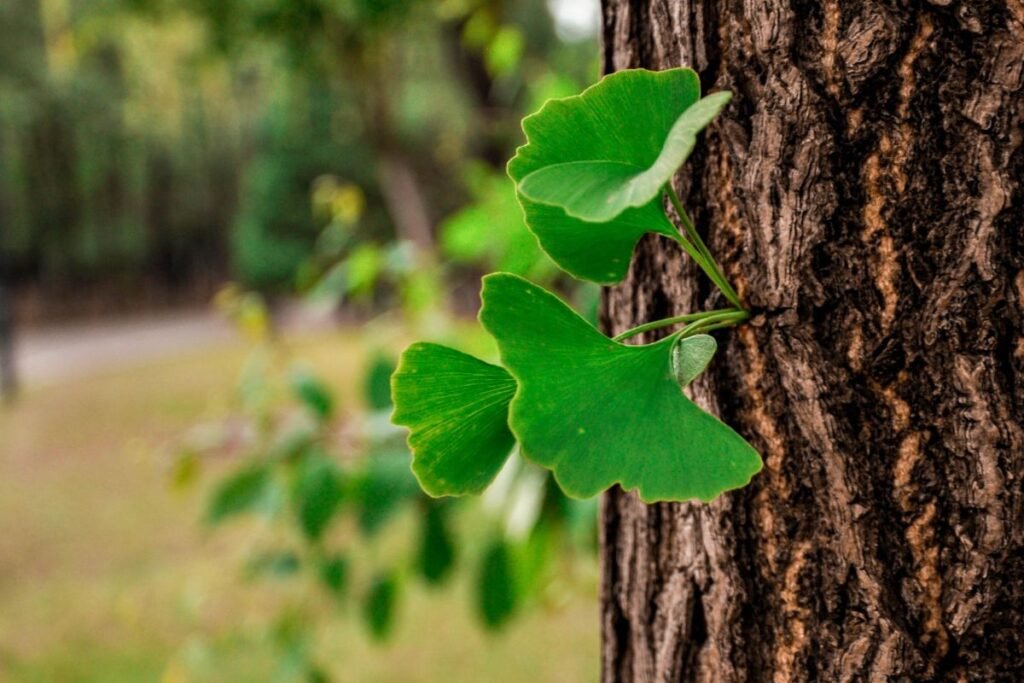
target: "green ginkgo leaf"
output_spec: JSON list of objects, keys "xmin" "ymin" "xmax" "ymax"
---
[
  {"xmin": 672, "ymin": 334, "xmax": 717, "ymax": 387},
  {"xmin": 514, "ymin": 199, "xmax": 674, "ymax": 283},
  {"xmin": 518, "ymin": 91, "xmax": 731, "ymax": 222},
  {"xmin": 391, "ymin": 343, "xmax": 517, "ymax": 497},
  {"xmin": 479, "ymin": 273, "xmax": 761, "ymax": 503},
  {"xmin": 508, "ymin": 68, "xmax": 730, "ymax": 283}
]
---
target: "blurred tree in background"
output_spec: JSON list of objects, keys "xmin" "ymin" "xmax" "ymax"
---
[
  {"xmin": 1, "ymin": 0, "xmax": 237, "ymax": 304},
  {"xmin": 0, "ymin": 0, "xmax": 597, "ymax": 316}
]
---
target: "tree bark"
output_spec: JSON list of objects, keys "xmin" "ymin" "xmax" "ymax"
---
[{"xmin": 598, "ymin": 2, "xmax": 1024, "ymax": 681}]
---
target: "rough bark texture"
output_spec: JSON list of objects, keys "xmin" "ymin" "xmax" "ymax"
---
[{"xmin": 598, "ymin": 2, "xmax": 1024, "ymax": 681}]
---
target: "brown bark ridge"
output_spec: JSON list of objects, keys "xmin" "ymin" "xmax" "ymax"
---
[{"xmin": 598, "ymin": 2, "xmax": 1024, "ymax": 681}]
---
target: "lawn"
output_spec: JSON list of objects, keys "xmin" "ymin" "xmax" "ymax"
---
[{"xmin": 0, "ymin": 328, "xmax": 598, "ymax": 682}]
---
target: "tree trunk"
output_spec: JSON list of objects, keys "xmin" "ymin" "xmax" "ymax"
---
[
  {"xmin": 598, "ymin": 2, "xmax": 1024, "ymax": 681},
  {"xmin": 0, "ymin": 129, "xmax": 17, "ymax": 403},
  {"xmin": 0, "ymin": 284, "xmax": 16, "ymax": 402}
]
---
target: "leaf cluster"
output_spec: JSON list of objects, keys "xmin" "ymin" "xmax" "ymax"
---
[{"xmin": 392, "ymin": 68, "xmax": 763, "ymax": 504}]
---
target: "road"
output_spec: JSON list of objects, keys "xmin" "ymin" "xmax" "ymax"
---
[
  {"xmin": 14, "ymin": 309, "xmax": 236, "ymax": 388},
  {"xmin": 12, "ymin": 301, "xmax": 345, "ymax": 390}
]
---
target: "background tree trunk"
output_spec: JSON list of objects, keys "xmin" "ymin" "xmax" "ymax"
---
[
  {"xmin": 598, "ymin": 2, "xmax": 1023, "ymax": 681},
  {"xmin": 0, "ymin": 284, "xmax": 16, "ymax": 402}
]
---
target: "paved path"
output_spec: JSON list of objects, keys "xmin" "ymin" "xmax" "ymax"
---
[
  {"xmin": 10, "ymin": 300, "xmax": 343, "ymax": 390},
  {"xmin": 15, "ymin": 310, "xmax": 235, "ymax": 388}
]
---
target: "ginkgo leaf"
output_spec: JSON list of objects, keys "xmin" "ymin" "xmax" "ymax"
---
[
  {"xmin": 515, "ymin": 199, "xmax": 675, "ymax": 283},
  {"xmin": 507, "ymin": 68, "xmax": 730, "ymax": 283},
  {"xmin": 672, "ymin": 334, "xmax": 717, "ymax": 388},
  {"xmin": 517, "ymin": 91, "xmax": 731, "ymax": 222},
  {"xmin": 478, "ymin": 273, "xmax": 761, "ymax": 503},
  {"xmin": 391, "ymin": 343, "xmax": 517, "ymax": 497}
]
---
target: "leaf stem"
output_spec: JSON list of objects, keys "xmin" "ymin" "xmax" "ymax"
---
[
  {"xmin": 664, "ymin": 185, "xmax": 744, "ymax": 310},
  {"xmin": 613, "ymin": 308, "xmax": 747, "ymax": 342},
  {"xmin": 676, "ymin": 309, "xmax": 750, "ymax": 339}
]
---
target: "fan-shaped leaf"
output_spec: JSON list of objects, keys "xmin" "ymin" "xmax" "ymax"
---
[
  {"xmin": 479, "ymin": 273, "xmax": 761, "ymax": 503},
  {"xmin": 517, "ymin": 90, "xmax": 732, "ymax": 222},
  {"xmin": 508, "ymin": 68, "xmax": 730, "ymax": 283},
  {"xmin": 672, "ymin": 334, "xmax": 717, "ymax": 388},
  {"xmin": 391, "ymin": 343, "xmax": 517, "ymax": 497}
]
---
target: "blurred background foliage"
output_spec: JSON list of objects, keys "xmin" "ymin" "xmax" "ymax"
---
[
  {"xmin": 183, "ymin": 287, "xmax": 598, "ymax": 681},
  {"xmin": 0, "ymin": 0, "xmax": 602, "ymax": 680},
  {"xmin": 0, "ymin": 0, "xmax": 595, "ymax": 314}
]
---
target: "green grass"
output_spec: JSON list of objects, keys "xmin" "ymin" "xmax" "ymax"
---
[{"xmin": 0, "ymin": 329, "xmax": 598, "ymax": 682}]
